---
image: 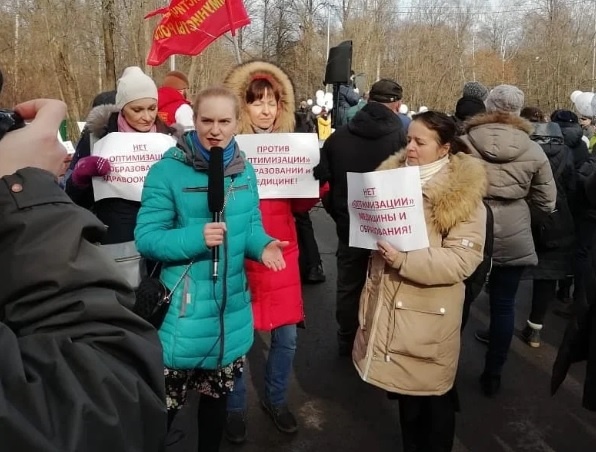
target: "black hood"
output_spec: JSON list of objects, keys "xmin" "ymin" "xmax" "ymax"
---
[
  {"xmin": 530, "ymin": 123, "xmax": 566, "ymax": 160},
  {"xmin": 530, "ymin": 122, "xmax": 564, "ymax": 146},
  {"xmin": 558, "ymin": 122, "xmax": 584, "ymax": 148},
  {"xmin": 347, "ymin": 102, "xmax": 402, "ymax": 138}
]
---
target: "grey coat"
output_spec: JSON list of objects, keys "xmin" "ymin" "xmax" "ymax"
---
[{"xmin": 462, "ymin": 112, "xmax": 557, "ymax": 267}]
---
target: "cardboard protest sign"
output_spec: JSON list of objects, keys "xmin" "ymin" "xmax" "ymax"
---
[
  {"xmin": 91, "ymin": 132, "xmax": 176, "ymax": 202},
  {"xmin": 236, "ymin": 133, "xmax": 320, "ymax": 199},
  {"xmin": 348, "ymin": 167, "xmax": 429, "ymax": 251}
]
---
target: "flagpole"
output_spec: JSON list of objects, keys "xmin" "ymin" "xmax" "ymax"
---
[
  {"xmin": 225, "ymin": 0, "xmax": 243, "ymax": 64},
  {"xmin": 231, "ymin": 34, "xmax": 242, "ymax": 64}
]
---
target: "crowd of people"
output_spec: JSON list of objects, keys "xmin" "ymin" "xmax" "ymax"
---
[{"xmin": 1, "ymin": 59, "xmax": 595, "ymax": 452}]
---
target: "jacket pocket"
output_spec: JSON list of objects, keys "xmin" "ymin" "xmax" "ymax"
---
[
  {"xmin": 178, "ymin": 275, "xmax": 192, "ymax": 317},
  {"xmin": 101, "ymin": 241, "xmax": 144, "ymax": 288},
  {"xmin": 387, "ymin": 300, "xmax": 446, "ymax": 361},
  {"xmin": 183, "ymin": 186, "xmax": 208, "ymax": 192}
]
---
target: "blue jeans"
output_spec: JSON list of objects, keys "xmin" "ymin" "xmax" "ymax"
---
[
  {"xmin": 484, "ymin": 266, "xmax": 524, "ymax": 376},
  {"xmin": 227, "ymin": 324, "xmax": 297, "ymax": 412}
]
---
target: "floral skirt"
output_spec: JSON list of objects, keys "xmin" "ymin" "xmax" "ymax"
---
[{"xmin": 164, "ymin": 358, "xmax": 244, "ymax": 411}]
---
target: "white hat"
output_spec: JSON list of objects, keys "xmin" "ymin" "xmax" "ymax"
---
[
  {"xmin": 571, "ymin": 90, "xmax": 595, "ymax": 117},
  {"xmin": 115, "ymin": 66, "xmax": 158, "ymax": 109}
]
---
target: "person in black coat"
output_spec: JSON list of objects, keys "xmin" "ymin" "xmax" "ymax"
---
[
  {"xmin": 314, "ymin": 78, "xmax": 407, "ymax": 355},
  {"xmin": 522, "ymin": 122, "xmax": 575, "ymax": 347},
  {"xmin": 550, "ymin": 110, "xmax": 590, "ymax": 307},
  {"xmin": 65, "ymin": 68, "xmax": 179, "ymax": 290},
  {"xmin": 294, "ymin": 102, "xmax": 326, "ymax": 283},
  {"xmin": 552, "ymin": 162, "xmax": 596, "ymax": 411},
  {"xmin": 551, "ymin": 110, "xmax": 590, "ymax": 170},
  {"xmin": 0, "ymin": 97, "xmax": 166, "ymax": 451},
  {"xmin": 65, "ymin": 68, "xmax": 176, "ymax": 246}
]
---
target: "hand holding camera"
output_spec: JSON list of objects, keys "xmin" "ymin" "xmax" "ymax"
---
[{"xmin": 0, "ymin": 98, "xmax": 68, "ymax": 178}]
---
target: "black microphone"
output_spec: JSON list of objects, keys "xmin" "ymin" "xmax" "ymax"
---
[{"xmin": 207, "ymin": 146, "xmax": 225, "ymax": 281}]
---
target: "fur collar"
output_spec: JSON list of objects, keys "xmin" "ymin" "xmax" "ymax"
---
[
  {"xmin": 377, "ymin": 150, "xmax": 487, "ymax": 234},
  {"xmin": 86, "ymin": 104, "xmax": 120, "ymax": 139},
  {"xmin": 224, "ymin": 60, "xmax": 296, "ymax": 134},
  {"xmin": 464, "ymin": 111, "xmax": 534, "ymax": 135}
]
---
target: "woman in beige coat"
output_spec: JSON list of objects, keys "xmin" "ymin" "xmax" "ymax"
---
[{"xmin": 353, "ymin": 111, "xmax": 487, "ymax": 452}]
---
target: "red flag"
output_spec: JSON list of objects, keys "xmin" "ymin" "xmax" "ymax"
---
[{"xmin": 145, "ymin": 0, "xmax": 250, "ymax": 66}]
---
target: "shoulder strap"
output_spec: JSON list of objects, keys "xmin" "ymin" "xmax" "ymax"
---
[
  {"xmin": 164, "ymin": 261, "xmax": 194, "ymax": 302},
  {"xmin": 483, "ymin": 201, "xmax": 494, "ymax": 257}
]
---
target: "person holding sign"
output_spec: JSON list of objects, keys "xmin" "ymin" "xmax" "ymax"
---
[
  {"xmin": 65, "ymin": 67, "xmax": 178, "ymax": 287},
  {"xmin": 223, "ymin": 61, "xmax": 320, "ymax": 442},
  {"xmin": 352, "ymin": 112, "xmax": 487, "ymax": 452},
  {"xmin": 135, "ymin": 86, "xmax": 287, "ymax": 452}
]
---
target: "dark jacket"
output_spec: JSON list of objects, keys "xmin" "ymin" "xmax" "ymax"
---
[
  {"xmin": 525, "ymin": 122, "xmax": 575, "ymax": 280},
  {"xmin": 337, "ymin": 83, "xmax": 360, "ymax": 126},
  {"xmin": 552, "ymin": 166, "xmax": 596, "ymax": 411},
  {"xmin": 0, "ymin": 168, "xmax": 166, "ymax": 450},
  {"xmin": 557, "ymin": 121, "xmax": 590, "ymax": 170},
  {"xmin": 295, "ymin": 108, "xmax": 316, "ymax": 133},
  {"xmin": 65, "ymin": 105, "xmax": 176, "ymax": 244},
  {"xmin": 575, "ymin": 156, "xmax": 596, "ymax": 223},
  {"xmin": 314, "ymin": 101, "xmax": 406, "ymax": 243}
]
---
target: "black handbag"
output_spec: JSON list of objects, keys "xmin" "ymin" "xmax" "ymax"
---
[{"xmin": 133, "ymin": 262, "xmax": 193, "ymax": 329}]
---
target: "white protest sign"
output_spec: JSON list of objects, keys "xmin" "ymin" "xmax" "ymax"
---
[
  {"xmin": 91, "ymin": 132, "xmax": 176, "ymax": 202},
  {"xmin": 348, "ymin": 166, "xmax": 429, "ymax": 251},
  {"xmin": 235, "ymin": 133, "xmax": 320, "ymax": 199}
]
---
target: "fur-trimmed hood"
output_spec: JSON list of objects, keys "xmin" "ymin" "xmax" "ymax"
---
[
  {"xmin": 85, "ymin": 104, "xmax": 181, "ymax": 139},
  {"xmin": 86, "ymin": 104, "xmax": 120, "ymax": 139},
  {"xmin": 463, "ymin": 112, "xmax": 535, "ymax": 163},
  {"xmin": 377, "ymin": 150, "xmax": 487, "ymax": 235},
  {"xmin": 224, "ymin": 60, "xmax": 296, "ymax": 134}
]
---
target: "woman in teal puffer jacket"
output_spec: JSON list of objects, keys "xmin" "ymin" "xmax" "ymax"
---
[{"xmin": 135, "ymin": 86, "xmax": 288, "ymax": 452}]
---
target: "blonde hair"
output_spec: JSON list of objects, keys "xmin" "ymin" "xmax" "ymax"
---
[{"xmin": 193, "ymin": 86, "xmax": 240, "ymax": 119}]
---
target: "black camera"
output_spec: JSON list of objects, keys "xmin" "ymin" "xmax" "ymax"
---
[
  {"xmin": 0, "ymin": 69, "xmax": 26, "ymax": 141},
  {"xmin": 0, "ymin": 109, "xmax": 25, "ymax": 141}
]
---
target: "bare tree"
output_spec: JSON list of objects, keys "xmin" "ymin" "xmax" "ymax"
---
[{"xmin": 102, "ymin": 0, "xmax": 117, "ymax": 89}]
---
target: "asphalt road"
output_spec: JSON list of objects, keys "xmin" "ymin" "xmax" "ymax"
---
[{"xmin": 170, "ymin": 207, "xmax": 596, "ymax": 452}]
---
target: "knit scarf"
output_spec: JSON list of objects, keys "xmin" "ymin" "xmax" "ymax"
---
[
  {"xmin": 406, "ymin": 155, "xmax": 449, "ymax": 186},
  {"xmin": 117, "ymin": 113, "xmax": 157, "ymax": 133},
  {"xmin": 185, "ymin": 131, "xmax": 236, "ymax": 167}
]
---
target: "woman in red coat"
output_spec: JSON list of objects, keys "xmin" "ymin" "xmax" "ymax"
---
[{"xmin": 223, "ymin": 61, "xmax": 319, "ymax": 443}]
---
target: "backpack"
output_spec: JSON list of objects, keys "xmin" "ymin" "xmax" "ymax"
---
[{"xmin": 464, "ymin": 201, "xmax": 494, "ymax": 302}]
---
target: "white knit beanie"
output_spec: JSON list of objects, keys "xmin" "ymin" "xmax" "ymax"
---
[
  {"xmin": 115, "ymin": 66, "xmax": 158, "ymax": 109},
  {"xmin": 485, "ymin": 84, "xmax": 524, "ymax": 115}
]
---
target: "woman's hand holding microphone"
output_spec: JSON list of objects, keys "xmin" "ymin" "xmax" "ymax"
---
[{"xmin": 203, "ymin": 222, "xmax": 288, "ymax": 272}]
